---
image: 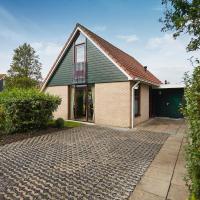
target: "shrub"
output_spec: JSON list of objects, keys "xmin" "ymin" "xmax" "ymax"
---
[
  {"xmin": 0, "ymin": 88, "xmax": 61, "ymax": 134},
  {"xmin": 0, "ymin": 105, "xmax": 5, "ymax": 131},
  {"xmin": 55, "ymin": 118, "xmax": 65, "ymax": 128},
  {"xmin": 183, "ymin": 63, "xmax": 200, "ymax": 199}
]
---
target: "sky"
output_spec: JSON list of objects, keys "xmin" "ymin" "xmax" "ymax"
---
[{"xmin": 0, "ymin": 0, "xmax": 199, "ymax": 84}]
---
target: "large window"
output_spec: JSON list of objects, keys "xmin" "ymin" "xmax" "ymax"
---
[
  {"xmin": 134, "ymin": 85, "xmax": 140, "ymax": 116},
  {"xmin": 73, "ymin": 33, "xmax": 86, "ymax": 84},
  {"xmin": 75, "ymin": 44, "xmax": 85, "ymax": 63}
]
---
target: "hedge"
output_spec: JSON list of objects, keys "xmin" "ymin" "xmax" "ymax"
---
[
  {"xmin": 183, "ymin": 64, "xmax": 200, "ymax": 200},
  {"xmin": 0, "ymin": 88, "xmax": 61, "ymax": 134}
]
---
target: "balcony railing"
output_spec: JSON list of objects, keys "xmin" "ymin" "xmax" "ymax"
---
[{"xmin": 73, "ymin": 62, "xmax": 87, "ymax": 84}]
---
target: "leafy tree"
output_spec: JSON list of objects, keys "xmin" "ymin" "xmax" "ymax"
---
[
  {"xmin": 160, "ymin": 0, "xmax": 200, "ymax": 51},
  {"xmin": 5, "ymin": 43, "xmax": 42, "ymax": 89},
  {"xmin": 160, "ymin": 0, "xmax": 200, "ymax": 199}
]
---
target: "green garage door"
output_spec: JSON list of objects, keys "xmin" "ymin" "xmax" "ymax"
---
[{"xmin": 152, "ymin": 88, "xmax": 184, "ymax": 118}]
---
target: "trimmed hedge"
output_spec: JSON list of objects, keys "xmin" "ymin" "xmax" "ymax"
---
[
  {"xmin": 0, "ymin": 88, "xmax": 61, "ymax": 134},
  {"xmin": 183, "ymin": 64, "xmax": 200, "ymax": 200}
]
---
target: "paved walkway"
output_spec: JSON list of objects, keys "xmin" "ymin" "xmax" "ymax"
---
[
  {"xmin": 0, "ymin": 126, "xmax": 168, "ymax": 200},
  {"xmin": 130, "ymin": 118, "xmax": 188, "ymax": 200}
]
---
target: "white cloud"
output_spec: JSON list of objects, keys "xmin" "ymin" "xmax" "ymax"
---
[
  {"xmin": 117, "ymin": 34, "xmax": 139, "ymax": 43},
  {"xmin": 31, "ymin": 42, "xmax": 63, "ymax": 78},
  {"xmin": 0, "ymin": 51, "xmax": 13, "ymax": 74},
  {"xmin": 135, "ymin": 34, "xmax": 200, "ymax": 83}
]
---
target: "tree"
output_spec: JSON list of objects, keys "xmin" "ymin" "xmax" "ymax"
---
[
  {"xmin": 160, "ymin": 0, "xmax": 200, "ymax": 51},
  {"xmin": 160, "ymin": 1, "xmax": 200, "ymax": 199},
  {"xmin": 5, "ymin": 43, "xmax": 42, "ymax": 89}
]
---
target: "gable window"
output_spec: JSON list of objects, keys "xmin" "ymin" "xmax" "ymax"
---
[
  {"xmin": 134, "ymin": 85, "xmax": 140, "ymax": 116},
  {"xmin": 74, "ymin": 33, "xmax": 86, "ymax": 84},
  {"xmin": 75, "ymin": 44, "xmax": 85, "ymax": 63}
]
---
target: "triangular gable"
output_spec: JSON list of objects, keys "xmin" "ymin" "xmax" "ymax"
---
[{"xmin": 41, "ymin": 24, "xmax": 131, "ymax": 90}]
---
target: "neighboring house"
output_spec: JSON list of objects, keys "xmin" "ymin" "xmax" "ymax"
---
[
  {"xmin": 0, "ymin": 74, "xmax": 5, "ymax": 92},
  {"xmin": 42, "ymin": 23, "xmax": 183, "ymax": 128}
]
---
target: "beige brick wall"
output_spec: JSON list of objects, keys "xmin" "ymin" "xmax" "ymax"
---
[
  {"xmin": 95, "ymin": 82, "xmax": 131, "ymax": 128},
  {"xmin": 134, "ymin": 83, "xmax": 149, "ymax": 125},
  {"xmin": 45, "ymin": 86, "xmax": 69, "ymax": 120}
]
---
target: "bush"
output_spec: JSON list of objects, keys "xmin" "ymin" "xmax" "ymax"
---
[
  {"xmin": 0, "ymin": 105, "xmax": 5, "ymax": 131},
  {"xmin": 55, "ymin": 118, "xmax": 64, "ymax": 128},
  {"xmin": 183, "ymin": 63, "xmax": 200, "ymax": 199},
  {"xmin": 0, "ymin": 88, "xmax": 61, "ymax": 134}
]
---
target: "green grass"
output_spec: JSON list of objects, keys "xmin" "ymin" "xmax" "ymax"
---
[
  {"xmin": 64, "ymin": 120, "xmax": 81, "ymax": 128},
  {"xmin": 48, "ymin": 120, "xmax": 81, "ymax": 128}
]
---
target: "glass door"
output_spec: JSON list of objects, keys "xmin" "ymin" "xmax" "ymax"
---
[
  {"xmin": 71, "ymin": 85, "xmax": 94, "ymax": 122},
  {"xmin": 74, "ymin": 86, "xmax": 87, "ymax": 121}
]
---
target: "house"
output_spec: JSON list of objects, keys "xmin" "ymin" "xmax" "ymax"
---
[
  {"xmin": 0, "ymin": 74, "xmax": 5, "ymax": 92},
  {"xmin": 42, "ymin": 23, "xmax": 183, "ymax": 128}
]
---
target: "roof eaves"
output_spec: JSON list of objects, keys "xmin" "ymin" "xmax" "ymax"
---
[
  {"xmin": 135, "ymin": 77, "xmax": 161, "ymax": 87},
  {"xmin": 0, "ymin": 74, "xmax": 6, "ymax": 80}
]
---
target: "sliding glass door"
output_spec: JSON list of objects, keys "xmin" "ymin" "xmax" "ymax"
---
[{"xmin": 70, "ymin": 85, "xmax": 94, "ymax": 122}]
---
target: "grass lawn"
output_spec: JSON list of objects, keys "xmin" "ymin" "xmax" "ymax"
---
[
  {"xmin": 64, "ymin": 120, "xmax": 81, "ymax": 128},
  {"xmin": 48, "ymin": 120, "xmax": 81, "ymax": 128}
]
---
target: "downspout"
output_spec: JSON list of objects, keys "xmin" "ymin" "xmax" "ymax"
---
[{"xmin": 131, "ymin": 81, "xmax": 140, "ymax": 128}]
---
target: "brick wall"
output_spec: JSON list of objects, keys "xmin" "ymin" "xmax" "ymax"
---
[
  {"xmin": 95, "ymin": 82, "xmax": 131, "ymax": 128},
  {"xmin": 45, "ymin": 86, "xmax": 69, "ymax": 120}
]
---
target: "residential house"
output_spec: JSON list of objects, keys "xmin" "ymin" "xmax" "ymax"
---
[{"xmin": 42, "ymin": 24, "xmax": 183, "ymax": 128}]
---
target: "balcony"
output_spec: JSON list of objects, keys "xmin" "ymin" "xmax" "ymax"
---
[{"xmin": 73, "ymin": 62, "xmax": 87, "ymax": 84}]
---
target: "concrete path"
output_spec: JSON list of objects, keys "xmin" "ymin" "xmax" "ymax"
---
[{"xmin": 129, "ymin": 118, "xmax": 188, "ymax": 200}]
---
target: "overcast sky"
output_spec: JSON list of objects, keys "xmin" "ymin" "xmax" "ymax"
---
[{"xmin": 0, "ymin": 0, "xmax": 199, "ymax": 83}]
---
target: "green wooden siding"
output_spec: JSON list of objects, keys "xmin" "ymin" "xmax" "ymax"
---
[
  {"xmin": 86, "ymin": 39, "xmax": 128, "ymax": 83},
  {"xmin": 47, "ymin": 44, "xmax": 74, "ymax": 86},
  {"xmin": 47, "ymin": 37, "xmax": 128, "ymax": 86}
]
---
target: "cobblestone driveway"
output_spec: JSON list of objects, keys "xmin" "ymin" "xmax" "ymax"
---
[{"xmin": 0, "ymin": 126, "xmax": 168, "ymax": 200}]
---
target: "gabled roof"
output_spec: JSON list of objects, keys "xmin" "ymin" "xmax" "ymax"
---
[
  {"xmin": 41, "ymin": 23, "xmax": 161, "ymax": 90},
  {"xmin": 0, "ymin": 74, "xmax": 6, "ymax": 80}
]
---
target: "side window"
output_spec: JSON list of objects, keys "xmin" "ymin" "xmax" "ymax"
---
[{"xmin": 134, "ymin": 85, "xmax": 140, "ymax": 116}]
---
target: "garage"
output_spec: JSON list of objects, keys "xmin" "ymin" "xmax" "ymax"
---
[{"xmin": 151, "ymin": 84, "xmax": 185, "ymax": 118}]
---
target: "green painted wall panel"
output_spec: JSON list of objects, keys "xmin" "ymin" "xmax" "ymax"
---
[
  {"xmin": 47, "ymin": 45, "xmax": 74, "ymax": 86},
  {"xmin": 87, "ymin": 39, "xmax": 128, "ymax": 83},
  {"xmin": 47, "ymin": 38, "xmax": 128, "ymax": 86}
]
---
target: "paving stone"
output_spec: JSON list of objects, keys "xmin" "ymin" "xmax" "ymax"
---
[
  {"xmin": 129, "ymin": 188, "xmax": 165, "ymax": 200},
  {"xmin": 137, "ymin": 176, "xmax": 170, "ymax": 197},
  {"xmin": 143, "ymin": 166, "xmax": 172, "ymax": 182},
  {"xmin": 167, "ymin": 184, "xmax": 189, "ymax": 200},
  {"xmin": 0, "ymin": 126, "xmax": 168, "ymax": 200},
  {"xmin": 171, "ymin": 172, "xmax": 186, "ymax": 186}
]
